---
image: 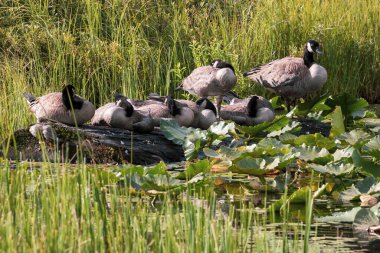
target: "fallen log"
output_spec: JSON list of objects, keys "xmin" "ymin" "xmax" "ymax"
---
[
  {"xmin": 4, "ymin": 123, "xmax": 184, "ymax": 165},
  {"xmin": 2, "ymin": 118, "xmax": 331, "ymax": 165}
]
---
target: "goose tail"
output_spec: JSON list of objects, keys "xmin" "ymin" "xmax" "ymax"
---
[
  {"xmin": 175, "ymin": 84, "xmax": 183, "ymax": 91},
  {"xmin": 243, "ymin": 64, "xmax": 263, "ymax": 77},
  {"xmin": 23, "ymin": 93, "xmax": 36, "ymax": 105}
]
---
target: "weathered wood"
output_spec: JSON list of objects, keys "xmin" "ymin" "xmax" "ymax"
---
[
  {"xmin": 3, "ymin": 118, "xmax": 331, "ymax": 165},
  {"xmin": 4, "ymin": 123, "xmax": 184, "ymax": 165}
]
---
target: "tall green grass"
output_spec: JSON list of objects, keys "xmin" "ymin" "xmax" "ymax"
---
[
  {"xmin": 0, "ymin": 0, "xmax": 379, "ymax": 140},
  {"xmin": 0, "ymin": 161, "xmax": 337, "ymax": 252}
]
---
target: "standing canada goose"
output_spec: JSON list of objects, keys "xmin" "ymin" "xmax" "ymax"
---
[
  {"xmin": 243, "ymin": 40, "xmax": 327, "ymax": 110},
  {"xmin": 220, "ymin": 95, "xmax": 275, "ymax": 125},
  {"xmin": 23, "ymin": 85, "xmax": 95, "ymax": 126},
  {"xmin": 176, "ymin": 59, "xmax": 237, "ymax": 119},
  {"xmin": 91, "ymin": 94, "xmax": 154, "ymax": 133},
  {"xmin": 149, "ymin": 95, "xmax": 217, "ymax": 129},
  {"xmin": 136, "ymin": 96, "xmax": 195, "ymax": 127}
]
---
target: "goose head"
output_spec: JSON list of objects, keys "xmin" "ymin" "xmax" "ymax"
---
[
  {"xmin": 62, "ymin": 84, "xmax": 83, "ymax": 110},
  {"xmin": 196, "ymin": 98, "xmax": 217, "ymax": 115},
  {"xmin": 306, "ymin": 40, "xmax": 323, "ymax": 55},
  {"xmin": 210, "ymin": 59, "xmax": 235, "ymax": 74},
  {"xmin": 114, "ymin": 93, "xmax": 134, "ymax": 117},
  {"xmin": 165, "ymin": 96, "xmax": 194, "ymax": 127}
]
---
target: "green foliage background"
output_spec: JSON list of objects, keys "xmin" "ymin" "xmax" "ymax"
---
[{"xmin": 0, "ymin": 0, "xmax": 379, "ymax": 137}]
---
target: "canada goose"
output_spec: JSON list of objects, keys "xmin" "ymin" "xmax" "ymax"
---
[
  {"xmin": 91, "ymin": 94, "xmax": 154, "ymax": 133},
  {"xmin": 23, "ymin": 85, "xmax": 95, "ymax": 126},
  {"xmin": 220, "ymin": 95, "xmax": 275, "ymax": 125},
  {"xmin": 137, "ymin": 96, "xmax": 195, "ymax": 127},
  {"xmin": 176, "ymin": 59, "xmax": 237, "ymax": 118},
  {"xmin": 149, "ymin": 95, "xmax": 217, "ymax": 129},
  {"xmin": 243, "ymin": 40, "xmax": 327, "ymax": 110}
]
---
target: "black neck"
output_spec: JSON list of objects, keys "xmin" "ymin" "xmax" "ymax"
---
[
  {"xmin": 303, "ymin": 46, "xmax": 315, "ymax": 68},
  {"xmin": 124, "ymin": 101, "xmax": 134, "ymax": 117},
  {"xmin": 167, "ymin": 97, "xmax": 181, "ymax": 116},
  {"xmin": 205, "ymin": 99, "xmax": 217, "ymax": 115},
  {"xmin": 62, "ymin": 89, "xmax": 83, "ymax": 110},
  {"xmin": 247, "ymin": 96, "xmax": 258, "ymax": 117}
]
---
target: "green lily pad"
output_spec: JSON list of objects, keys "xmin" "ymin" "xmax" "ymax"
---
[
  {"xmin": 160, "ymin": 119, "xmax": 191, "ymax": 145},
  {"xmin": 308, "ymin": 162, "xmax": 355, "ymax": 175},
  {"xmin": 292, "ymin": 133, "xmax": 336, "ymax": 150},
  {"xmin": 352, "ymin": 149, "xmax": 380, "ymax": 178},
  {"xmin": 362, "ymin": 135, "xmax": 380, "ymax": 159},
  {"xmin": 293, "ymin": 144, "xmax": 332, "ymax": 164},
  {"xmin": 337, "ymin": 130, "xmax": 370, "ymax": 148},
  {"xmin": 329, "ymin": 106, "xmax": 345, "ymax": 138},
  {"xmin": 176, "ymin": 159, "xmax": 211, "ymax": 180},
  {"xmin": 230, "ymin": 157, "xmax": 271, "ymax": 176}
]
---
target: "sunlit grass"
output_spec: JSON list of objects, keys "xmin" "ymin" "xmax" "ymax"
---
[
  {"xmin": 0, "ymin": 0, "xmax": 379, "ymax": 140},
  {"xmin": 0, "ymin": 160, "xmax": 336, "ymax": 252}
]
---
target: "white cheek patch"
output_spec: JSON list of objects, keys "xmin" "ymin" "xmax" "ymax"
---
[
  {"xmin": 213, "ymin": 61, "xmax": 220, "ymax": 68},
  {"xmin": 307, "ymin": 42, "xmax": 313, "ymax": 53},
  {"xmin": 200, "ymin": 99, "xmax": 207, "ymax": 108}
]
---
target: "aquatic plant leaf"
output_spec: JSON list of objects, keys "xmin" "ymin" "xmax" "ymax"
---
[
  {"xmin": 325, "ymin": 93, "xmax": 369, "ymax": 119},
  {"xmin": 353, "ymin": 209, "xmax": 380, "ymax": 233},
  {"xmin": 118, "ymin": 165, "xmax": 145, "ymax": 176},
  {"xmin": 144, "ymin": 174, "xmax": 184, "ymax": 191},
  {"xmin": 270, "ymin": 186, "xmax": 311, "ymax": 211},
  {"xmin": 308, "ymin": 162, "xmax": 354, "ymax": 175},
  {"xmin": 270, "ymin": 96, "xmax": 285, "ymax": 110},
  {"xmin": 352, "ymin": 149, "xmax": 380, "ymax": 178},
  {"xmin": 362, "ymin": 135, "xmax": 380, "ymax": 159},
  {"xmin": 176, "ymin": 159, "xmax": 210, "ymax": 180},
  {"xmin": 292, "ymin": 133, "xmax": 336, "ymax": 150},
  {"xmin": 368, "ymin": 182, "xmax": 380, "ymax": 194},
  {"xmin": 332, "ymin": 147, "xmax": 354, "ymax": 162},
  {"xmin": 329, "ymin": 106, "xmax": 345, "ymax": 138},
  {"xmin": 203, "ymin": 146, "xmax": 242, "ymax": 160},
  {"xmin": 338, "ymin": 185, "xmax": 361, "ymax": 203},
  {"xmin": 357, "ymin": 177, "xmax": 379, "ymax": 193},
  {"xmin": 337, "ymin": 130, "xmax": 370, "ymax": 148},
  {"xmin": 267, "ymin": 121, "xmax": 301, "ymax": 137},
  {"xmin": 295, "ymin": 95, "xmax": 331, "ymax": 116},
  {"xmin": 160, "ymin": 119, "xmax": 190, "ymax": 145},
  {"xmin": 254, "ymin": 138, "xmax": 291, "ymax": 156},
  {"xmin": 183, "ymin": 129, "xmax": 208, "ymax": 160},
  {"xmin": 230, "ymin": 157, "xmax": 271, "ymax": 176},
  {"xmin": 237, "ymin": 115, "xmax": 290, "ymax": 136},
  {"xmin": 208, "ymin": 121, "xmax": 235, "ymax": 136},
  {"xmin": 316, "ymin": 207, "xmax": 362, "ymax": 222},
  {"xmin": 338, "ymin": 177, "xmax": 379, "ymax": 203},
  {"xmin": 144, "ymin": 161, "xmax": 167, "ymax": 175},
  {"xmin": 293, "ymin": 144, "xmax": 332, "ymax": 164}
]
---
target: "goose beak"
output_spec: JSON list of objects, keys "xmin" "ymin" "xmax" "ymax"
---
[{"xmin": 315, "ymin": 47, "xmax": 324, "ymax": 55}]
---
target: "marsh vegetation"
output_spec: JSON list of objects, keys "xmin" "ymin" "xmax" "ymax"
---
[{"xmin": 1, "ymin": 0, "xmax": 380, "ymax": 252}]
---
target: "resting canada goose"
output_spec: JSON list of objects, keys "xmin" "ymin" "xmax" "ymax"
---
[
  {"xmin": 243, "ymin": 40, "xmax": 327, "ymax": 110},
  {"xmin": 91, "ymin": 94, "xmax": 154, "ymax": 133},
  {"xmin": 137, "ymin": 96, "xmax": 195, "ymax": 127},
  {"xmin": 23, "ymin": 85, "xmax": 95, "ymax": 126},
  {"xmin": 149, "ymin": 95, "xmax": 217, "ymax": 129},
  {"xmin": 220, "ymin": 95, "xmax": 275, "ymax": 125},
  {"xmin": 176, "ymin": 59, "xmax": 237, "ymax": 118}
]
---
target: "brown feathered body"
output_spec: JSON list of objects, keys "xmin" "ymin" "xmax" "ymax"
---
[
  {"xmin": 244, "ymin": 57, "xmax": 327, "ymax": 98},
  {"xmin": 220, "ymin": 96, "xmax": 275, "ymax": 126},
  {"xmin": 91, "ymin": 101, "xmax": 154, "ymax": 133},
  {"xmin": 180, "ymin": 66, "xmax": 237, "ymax": 97},
  {"xmin": 25, "ymin": 92, "xmax": 95, "ymax": 125}
]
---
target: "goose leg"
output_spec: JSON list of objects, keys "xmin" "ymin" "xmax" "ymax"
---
[
  {"xmin": 216, "ymin": 95, "xmax": 223, "ymax": 120},
  {"xmin": 283, "ymin": 97, "xmax": 291, "ymax": 112}
]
